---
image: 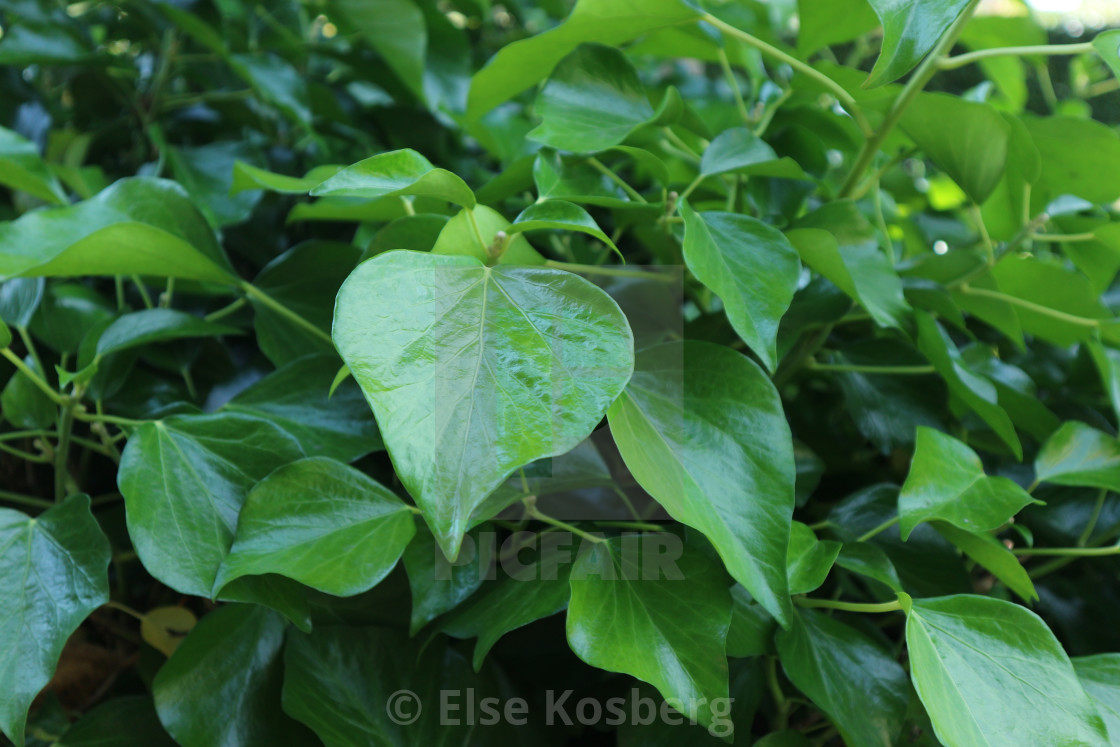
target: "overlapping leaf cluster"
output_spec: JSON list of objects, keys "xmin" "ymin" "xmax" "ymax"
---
[{"xmin": 3, "ymin": 0, "xmax": 1120, "ymax": 744}]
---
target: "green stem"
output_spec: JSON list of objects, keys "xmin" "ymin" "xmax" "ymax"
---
[
  {"xmin": 55, "ymin": 395, "xmax": 78, "ymax": 502},
  {"xmin": 241, "ymin": 282, "xmax": 334, "ymax": 346},
  {"xmin": 524, "ymin": 498, "xmax": 604, "ymax": 544},
  {"xmin": 0, "ymin": 490, "xmax": 53, "ymax": 509},
  {"xmin": 703, "ymin": 14, "xmax": 872, "ymax": 137},
  {"xmin": 753, "ymin": 88, "xmax": 793, "ymax": 138},
  {"xmin": 807, "ymin": 360, "xmax": 934, "ymax": 376},
  {"xmin": 795, "ymin": 597, "xmax": 903, "ymax": 613},
  {"xmin": 204, "ymin": 297, "xmax": 248, "ymax": 322},
  {"xmin": 677, "ymin": 173, "xmax": 706, "ymax": 205},
  {"xmin": 103, "ymin": 600, "xmax": 145, "ymax": 621},
  {"xmin": 587, "ymin": 157, "xmax": 647, "ymax": 203},
  {"xmin": 857, "ymin": 515, "xmax": 901, "ymax": 542},
  {"xmin": 0, "ymin": 441, "xmax": 50, "ymax": 463},
  {"xmin": 17, "ymin": 326, "xmax": 44, "ymax": 378},
  {"xmin": 716, "ymin": 47, "xmax": 751, "ymax": 125},
  {"xmin": 767, "ymin": 657, "xmax": 789, "ymax": 730},
  {"xmin": 1013, "ymin": 544, "xmax": 1120, "ymax": 558},
  {"xmin": 872, "ymin": 179, "xmax": 894, "ymax": 264},
  {"xmin": 838, "ymin": 0, "xmax": 981, "ymax": 198},
  {"xmin": 0, "ymin": 348, "xmax": 66, "ymax": 406},
  {"xmin": 593, "ymin": 521, "xmax": 666, "ymax": 532},
  {"xmin": 464, "ymin": 208, "xmax": 489, "ymax": 253},
  {"xmin": 1078, "ymin": 490, "xmax": 1108, "ymax": 547},
  {"xmin": 957, "ymin": 285, "xmax": 1114, "ymax": 328},
  {"xmin": 0, "ymin": 429, "xmax": 52, "ymax": 442},
  {"xmin": 660, "ymin": 127, "xmax": 702, "ymax": 160},
  {"xmin": 132, "ymin": 275, "xmax": 154, "ymax": 309},
  {"xmin": 543, "ymin": 260, "xmax": 674, "ymax": 282},
  {"xmin": 161, "ymin": 277, "xmax": 175, "ymax": 308},
  {"xmin": 1030, "ymin": 232, "xmax": 1097, "ymax": 243},
  {"xmin": 938, "ymin": 42, "xmax": 1095, "ymax": 70},
  {"xmin": 73, "ymin": 409, "xmax": 147, "ymax": 428}
]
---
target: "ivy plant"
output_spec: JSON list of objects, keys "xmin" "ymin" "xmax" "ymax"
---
[{"xmin": 2, "ymin": 0, "xmax": 1120, "ymax": 744}]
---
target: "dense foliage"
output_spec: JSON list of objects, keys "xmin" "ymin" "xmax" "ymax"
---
[{"xmin": 3, "ymin": 0, "xmax": 1120, "ymax": 744}]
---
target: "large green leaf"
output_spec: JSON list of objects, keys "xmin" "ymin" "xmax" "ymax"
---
[
  {"xmin": 566, "ymin": 539, "xmax": 732, "ymax": 730},
  {"xmin": 466, "ymin": 0, "xmax": 701, "ymax": 118},
  {"xmin": 607, "ymin": 341, "xmax": 794, "ymax": 624},
  {"xmin": 931, "ymin": 521, "xmax": 1036, "ymax": 602},
  {"xmin": 898, "ymin": 427, "xmax": 1037, "ymax": 539},
  {"xmin": 1093, "ymin": 29, "xmax": 1120, "ymax": 83},
  {"xmin": 333, "ymin": 250, "xmax": 633, "ymax": 559},
  {"xmin": 0, "ymin": 125, "xmax": 67, "ymax": 204},
  {"xmin": 1025, "ymin": 116, "xmax": 1120, "ymax": 205},
  {"xmin": 903, "ymin": 594, "xmax": 1107, "ymax": 747},
  {"xmin": 865, "ymin": 0, "xmax": 974, "ymax": 87},
  {"xmin": 153, "ymin": 605, "xmax": 312, "ymax": 747},
  {"xmin": 431, "ymin": 205, "xmax": 543, "ymax": 265},
  {"xmin": 214, "ymin": 457, "xmax": 415, "ymax": 597},
  {"xmin": 900, "ymin": 93, "xmax": 1010, "ymax": 204},
  {"xmin": 440, "ymin": 543, "xmax": 572, "ymax": 670},
  {"xmin": 527, "ymin": 43, "xmax": 656, "ymax": 153},
  {"xmin": 230, "ymin": 163, "xmax": 342, "ymax": 195},
  {"xmin": 0, "ymin": 496, "xmax": 110, "ymax": 747},
  {"xmin": 914, "ymin": 311, "xmax": 1022, "ymax": 459},
  {"xmin": 1035, "ymin": 421, "xmax": 1120, "ymax": 492},
  {"xmin": 117, "ymin": 413, "xmax": 305, "ymax": 597},
  {"xmin": 402, "ymin": 521, "xmax": 487, "ymax": 635},
  {"xmin": 681, "ymin": 204, "xmax": 800, "ymax": 372},
  {"xmin": 776, "ymin": 609, "xmax": 908, "ymax": 747},
  {"xmin": 94, "ymin": 308, "xmax": 240, "ymax": 360},
  {"xmin": 0, "ymin": 178, "xmax": 235, "ymax": 283},
  {"xmin": 507, "ymin": 200, "xmax": 619, "ymax": 258},
  {"xmin": 311, "ymin": 149, "xmax": 475, "ymax": 208},
  {"xmin": 1073, "ymin": 654, "xmax": 1120, "ymax": 742},
  {"xmin": 223, "ymin": 354, "xmax": 382, "ymax": 462}
]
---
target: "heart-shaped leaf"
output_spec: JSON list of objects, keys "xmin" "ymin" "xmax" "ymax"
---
[
  {"xmin": 699, "ymin": 127, "xmax": 808, "ymax": 180},
  {"xmin": 865, "ymin": 0, "xmax": 974, "ymax": 88},
  {"xmin": 681, "ymin": 204, "xmax": 801, "ymax": 372},
  {"xmin": 607, "ymin": 341, "xmax": 795, "ymax": 625},
  {"xmin": 310, "ymin": 148, "xmax": 476, "ymax": 208},
  {"xmin": 786, "ymin": 522, "xmax": 841, "ymax": 595},
  {"xmin": 566, "ymin": 538, "xmax": 732, "ymax": 730},
  {"xmin": 0, "ymin": 495, "xmax": 110, "ymax": 747},
  {"xmin": 333, "ymin": 250, "xmax": 633, "ymax": 558},
  {"xmin": 508, "ymin": 199, "xmax": 620, "ymax": 259},
  {"xmin": 899, "ymin": 427, "xmax": 1037, "ymax": 539},
  {"xmin": 214, "ymin": 457, "xmax": 416, "ymax": 597}
]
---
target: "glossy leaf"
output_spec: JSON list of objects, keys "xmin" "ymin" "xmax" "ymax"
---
[
  {"xmin": 899, "ymin": 427, "xmax": 1037, "ymax": 539},
  {"xmin": 903, "ymin": 594, "xmax": 1107, "ymax": 747},
  {"xmin": 117, "ymin": 413, "xmax": 305, "ymax": 596},
  {"xmin": 466, "ymin": 0, "xmax": 701, "ymax": 118},
  {"xmin": 215, "ymin": 457, "xmax": 415, "ymax": 597},
  {"xmin": 0, "ymin": 125, "xmax": 67, "ymax": 204},
  {"xmin": 153, "ymin": 605, "xmax": 312, "ymax": 747},
  {"xmin": 607, "ymin": 341, "xmax": 795, "ymax": 624},
  {"xmin": 567, "ymin": 539, "xmax": 732, "ymax": 730},
  {"xmin": 402, "ymin": 520, "xmax": 486, "ymax": 635},
  {"xmin": 834, "ymin": 542, "xmax": 903, "ymax": 592},
  {"xmin": 230, "ymin": 162, "xmax": 342, "ymax": 195},
  {"xmin": 333, "ymin": 250, "xmax": 633, "ymax": 558},
  {"xmin": 932, "ymin": 521, "xmax": 1036, "ymax": 602},
  {"xmin": 223, "ymin": 353, "xmax": 382, "ymax": 462},
  {"xmin": 699, "ymin": 127, "xmax": 808, "ymax": 180},
  {"xmin": 0, "ymin": 496, "xmax": 110, "ymax": 747},
  {"xmin": 777, "ymin": 609, "xmax": 908, "ymax": 747},
  {"xmin": 432, "ymin": 205, "xmax": 543, "ymax": 265},
  {"xmin": 681, "ymin": 204, "xmax": 800, "ymax": 372},
  {"xmin": 1073, "ymin": 654, "xmax": 1120, "ymax": 743},
  {"xmin": 865, "ymin": 0, "xmax": 973, "ymax": 87},
  {"xmin": 786, "ymin": 522, "xmax": 841, "ymax": 595},
  {"xmin": 0, "ymin": 178, "xmax": 235, "ymax": 283},
  {"xmin": 508, "ymin": 200, "xmax": 619, "ymax": 258},
  {"xmin": 727, "ymin": 584, "xmax": 777, "ymax": 658},
  {"xmin": 94, "ymin": 308, "xmax": 240, "ymax": 360},
  {"xmin": 311, "ymin": 149, "xmax": 475, "ymax": 208},
  {"xmin": 900, "ymin": 93, "xmax": 1010, "ymax": 204},
  {"xmin": 528, "ymin": 44, "xmax": 656, "ymax": 153},
  {"xmin": 1035, "ymin": 421, "xmax": 1120, "ymax": 492}
]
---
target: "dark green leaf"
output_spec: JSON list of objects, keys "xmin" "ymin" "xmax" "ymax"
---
[
  {"xmin": 699, "ymin": 127, "xmax": 807, "ymax": 180},
  {"xmin": 329, "ymin": 0, "xmax": 426, "ymax": 100},
  {"xmin": 56, "ymin": 697, "xmax": 175, "ymax": 747},
  {"xmin": 402, "ymin": 520, "xmax": 487, "ymax": 635},
  {"xmin": 94, "ymin": 309, "xmax": 240, "ymax": 360}
]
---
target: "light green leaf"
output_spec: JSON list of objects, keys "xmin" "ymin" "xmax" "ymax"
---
[
  {"xmin": 508, "ymin": 200, "xmax": 619, "ymax": 258},
  {"xmin": 1092, "ymin": 29, "xmax": 1120, "ymax": 83},
  {"xmin": 903, "ymin": 593, "xmax": 1107, "ymax": 747},
  {"xmin": 900, "ymin": 93, "xmax": 1010, "ymax": 203},
  {"xmin": 333, "ymin": 250, "xmax": 634, "ymax": 559},
  {"xmin": 117, "ymin": 413, "xmax": 305, "ymax": 597},
  {"xmin": 441, "ymin": 543, "xmax": 572, "ymax": 670},
  {"xmin": 566, "ymin": 539, "xmax": 732, "ymax": 730},
  {"xmin": 865, "ymin": 0, "xmax": 974, "ymax": 87},
  {"xmin": 153, "ymin": 605, "xmax": 313, "ymax": 747},
  {"xmin": 607, "ymin": 341, "xmax": 795, "ymax": 625},
  {"xmin": 931, "ymin": 521, "xmax": 1036, "ymax": 602},
  {"xmin": 0, "ymin": 321, "xmax": 9, "ymax": 350},
  {"xmin": 0, "ymin": 125, "xmax": 67, "ymax": 204},
  {"xmin": 230, "ymin": 162, "xmax": 342, "ymax": 195},
  {"xmin": 914, "ymin": 311, "xmax": 1022, "ymax": 459},
  {"xmin": 223, "ymin": 354, "xmax": 382, "ymax": 463},
  {"xmin": 0, "ymin": 495, "xmax": 110, "ymax": 747},
  {"xmin": 899, "ymin": 427, "xmax": 1037, "ymax": 539},
  {"xmin": 329, "ymin": 0, "xmax": 426, "ymax": 100},
  {"xmin": 785, "ymin": 227, "xmax": 908, "ymax": 329},
  {"xmin": 787, "ymin": 522, "xmax": 841, "ymax": 595},
  {"xmin": 527, "ymin": 44, "xmax": 655, "ymax": 153},
  {"xmin": 1088, "ymin": 340, "xmax": 1120, "ymax": 425},
  {"xmin": 0, "ymin": 178, "xmax": 236, "ymax": 283},
  {"xmin": 364, "ymin": 213, "xmax": 449, "ymax": 260},
  {"xmin": 699, "ymin": 127, "xmax": 808, "ymax": 180},
  {"xmin": 432, "ymin": 205, "xmax": 543, "ymax": 265},
  {"xmin": 310, "ymin": 149, "xmax": 475, "ymax": 208},
  {"xmin": 776, "ymin": 609, "xmax": 908, "ymax": 747},
  {"xmin": 834, "ymin": 542, "xmax": 903, "ymax": 592},
  {"xmin": 681, "ymin": 204, "xmax": 801, "ymax": 372},
  {"xmin": 94, "ymin": 308, "xmax": 240, "ymax": 360},
  {"xmin": 1036, "ymin": 421, "xmax": 1120, "ymax": 492},
  {"xmin": 214, "ymin": 457, "xmax": 415, "ymax": 597},
  {"xmin": 1025, "ymin": 116, "xmax": 1120, "ymax": 205},
  {"xmin": 797, "ymin": 0, "xmax": 879, "ymax": 54},
  {"xmin": 466, "ymin": 0, "xmax": 701, "ymax": 119},
  {"xmin": 1073, "ymin": 654, "xmax": 1120, "ymax": 743}
]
